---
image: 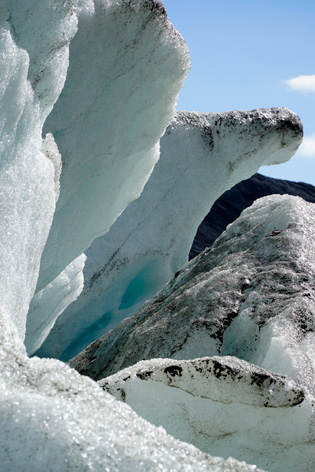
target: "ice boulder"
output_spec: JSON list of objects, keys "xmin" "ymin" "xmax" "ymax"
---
[
  {"xmin": 69, "ymin": 194, "xmax": 315, "ymax": 395},
  {"xmin": 99, "ymin": 357, "xmax": 313, "ymax": 472},
  {"xmin": 38, "ymin": 108, "xmax": 303, "ymax": 360},
  {"xmin": 0, "ymin": 310, "xmax": 266, "ymax": 472}
]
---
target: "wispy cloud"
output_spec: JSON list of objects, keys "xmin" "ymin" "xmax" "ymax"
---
[
  {"xmin": 297, "ymin": 134, "xmax": 315, "ymax": 158},
  {"xmin": 285, "ymin": 74, "xmax": 315, "ymax": 93}
]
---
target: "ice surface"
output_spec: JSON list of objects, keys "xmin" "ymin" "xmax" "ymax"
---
[
  {"xmin": 37, "ymin": 108, "xmax": 303, "ymax": 360},
  {"xmin": 0, "ymin": 311, "xmax": 265, "ymax": 472},
  {"xmin": 0, "ymin": 0, "xmax": 77, "ymax": 338},
  {"xmin": 36, "ymin": 0, "xmax": 190, "ymax": 294},
  {"xmin": 0, "ymin": 1, "xmax": 311, "ymax": 471},
  {"xmin": 69, "ymin": 195, "xmax": 315, "ymax": 395},
  {"xmin": 99, "ymin": 357, "xmax": 314, "ymax": 472}
]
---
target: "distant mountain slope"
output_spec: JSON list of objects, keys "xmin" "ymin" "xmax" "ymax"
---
[{"xmin": 190, "ymin": 173, "xmax": 315, "ymax": 258}]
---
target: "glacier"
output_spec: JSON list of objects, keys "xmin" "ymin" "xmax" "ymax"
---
[
  {"xmin": 0, "ymin": 0, "xmax": 312, "ymax": 471},
  {"xmin": 24, "ymin": 0, "xmax": 190, "ymax": 356},
  {"xmin": 36, "ymin": 0, "xmax": 190, "ymax": 293},
  {"xmin": 35, "ymin": 108, "xmax": 303, "ymax": 360}
]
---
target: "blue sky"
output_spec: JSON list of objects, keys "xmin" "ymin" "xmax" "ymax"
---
[{"xmin": 163, "ymin": 0, "xmax": 315, "ymax": 185}]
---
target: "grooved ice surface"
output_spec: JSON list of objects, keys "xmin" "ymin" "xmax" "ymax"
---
[
  {"xmin": 99, "ymin": 357, "xmax": 313, "ymax": 472},
  {"xmin": 37, "ymin": 108, "xmax": 303, "ymax": 360},
  {"xmin": 36, "ymin": 0, "xmax": 190, "ymax": 293},
  {"xmin": 0, "ymin": 313, "xmax": 265, "ymax": 472}
]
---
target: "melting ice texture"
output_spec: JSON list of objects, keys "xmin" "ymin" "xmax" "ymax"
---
[{"xmin": 0, "ymin": 0, "xmax": 78, "ymax": 338}]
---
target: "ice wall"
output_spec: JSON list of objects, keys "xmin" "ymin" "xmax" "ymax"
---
[
  {"xmin": 0, "ymin": 1, "xmax": 77, "ymax": 338},
  {"xmin": 36, "ymin": 0, "xmax": 190, "ymax": 293},
  {"xmin": 36, "ymin": 108, "xmax": 303, "ymax": 360}
]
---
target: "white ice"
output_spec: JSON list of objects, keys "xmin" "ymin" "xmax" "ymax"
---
[{"xmin": 0, "ymin": 0, "xmax": 77, "ymax": 338}]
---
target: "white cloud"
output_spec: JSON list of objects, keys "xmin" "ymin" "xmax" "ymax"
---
[
  {"xmin": 297, "ymin": 133, "xmax": 315, "ymax": 158},
  {"xmin": 285, "ymin": 74, "xmax": 315, "ymax": 93}
]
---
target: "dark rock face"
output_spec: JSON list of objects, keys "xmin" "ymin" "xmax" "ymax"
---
[{"xmin": 190, "ymin": 173, "xmax": 315, "ymax": 259}]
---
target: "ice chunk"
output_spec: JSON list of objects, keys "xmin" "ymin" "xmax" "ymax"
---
[
  {"xmin": 36, "ymin": 0, "xmax": 190, "ymax": 293},
  {"xmin": 102, "ymin": 356, "xmax": 305, "ymax": 408},
  {"xmin": 39, "ymin": 108, "xmax": 303, "ymax": 360},
  {"xmin": 99, "ymin": 357, "xmax": 314, "ymax": 472}
]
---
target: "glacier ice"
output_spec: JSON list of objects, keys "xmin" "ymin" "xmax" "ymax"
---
[
  {"xmin": 69, "ymin": 195, "xmax": 315, "ymax": 393},
  {"xmin": 36, "ymin": 0, "xmax": 190, "ymax": 294},
  {"xmin": 25, "ymin": 254, "xmax": 86, "ymax": 355},
  {"xmin": 0, "ymin": 0, "xmax": 77, "ymax": 338},
  {"xmin": 36, "ymin": 108, "xmax": 303, "ymax": 360},
  {"xmin": 99, "ymin": 357, "xmax": 313, "ymax": 472},
  {"xmin": 0, "ymin": 0, "xmax": 312, "ymax": 471},
  {"xmin": 70, "ymin": 195, "xmax": 315, "ymax": 472}
]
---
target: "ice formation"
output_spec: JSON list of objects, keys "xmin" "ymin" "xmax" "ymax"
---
[
  {"xmin": 36, "ymin": 108, "xmax": 303, "ymax": 360},
  {"xmin": 36, "ymin": 0, "xmax": 190, "ymax": 293},
  {"xmin": 99, "ymin": 357, "xmax": 313, "ymax": 472},
  {"xmin": 0, "ymin": 0, "xmax": 312, "ymax": 471},
  {"xmin": 24, "ymin": 0, "xmax": 190, "ymax": 355},
  {"xmin": 0, "ymin": 0, "xmax": 77, "ymax": 338},
  {"xmin": 70, "ymin": 195, "xmax": 315, "ymax": 471},
  {"xmin": 69, "ymin": 194, "xmax": 315, "ymax": 391},
  {"xmin": 25, "ymin": 254, "xmax": 87, "ymax": 355}
]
